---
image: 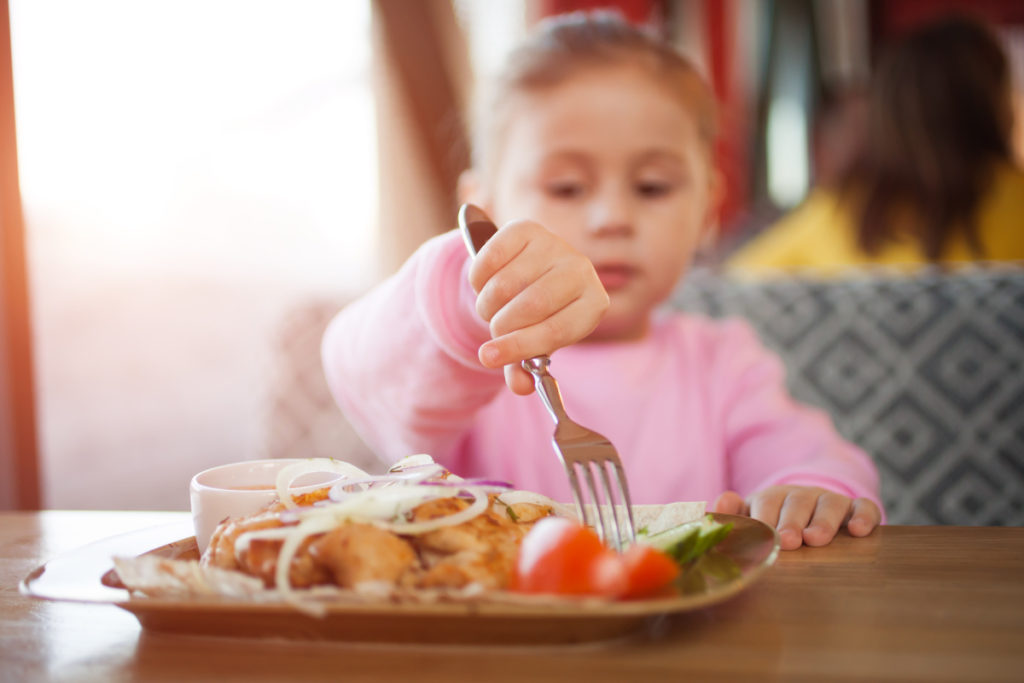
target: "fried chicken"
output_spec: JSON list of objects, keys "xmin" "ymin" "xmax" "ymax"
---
[
  {"xmin": 308, "ymin": 522, "xmax": 418, "ymax": 588},
  {"xmin": 201, "ymin": 493, "xmax": 552, "ymax": 593}
]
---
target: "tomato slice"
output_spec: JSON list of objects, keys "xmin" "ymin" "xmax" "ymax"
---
[
  {"xmin": 620, "ymin": 544, "xmax": 681, "ymax": 599},
  {"xmin": 514, "ymin": 517, "xmax": 679, "ymax": 599},
  {"xmin": 513, "ymin": 517, "xmax": 622, "ymax": 595}
]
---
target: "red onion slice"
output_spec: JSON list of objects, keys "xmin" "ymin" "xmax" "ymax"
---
[
  {"xmin": 326, "ymin": 464, "xmax": 449, "ymax": 502},
  {"xmin": 422, "ymin": 478, "xmax": 513, "ymax": 489}
]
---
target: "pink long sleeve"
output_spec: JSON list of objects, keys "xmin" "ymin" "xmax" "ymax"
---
[
  {"xmin": 322, "ymin": 231, "xmax": 884, "ymax": 518},
  {"xmin": 710, "ymin": 320, "xmax": 884, "ymax": 516},
  {"xmin": 321, "ymin": 230, "xmax": 505, "ymax": 461}
]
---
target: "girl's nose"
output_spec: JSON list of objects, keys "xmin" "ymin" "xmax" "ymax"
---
[{"xmin": 586, "ymin": 191, "xmax": 634, "ymax": 237}]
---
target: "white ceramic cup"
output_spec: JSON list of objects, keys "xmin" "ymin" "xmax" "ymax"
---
[{"xmin": 189, "ymin": 459, "xmax": 341, "ymax": 554}]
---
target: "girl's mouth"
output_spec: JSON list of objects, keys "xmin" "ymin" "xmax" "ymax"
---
[{"xmin": 594, "ymin": 265, "xmax": 636, "ymax": 291}]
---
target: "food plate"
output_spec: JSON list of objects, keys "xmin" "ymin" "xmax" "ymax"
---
[{"xmin": 21, "ymin": 513, "xmax": 779, "ymax": 645}]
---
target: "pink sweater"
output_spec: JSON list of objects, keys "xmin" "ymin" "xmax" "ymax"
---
[{"xmin": 322, "ymin": 230, "xmax": 883, "ymax": 515}]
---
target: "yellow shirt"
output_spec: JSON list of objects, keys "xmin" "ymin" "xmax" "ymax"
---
[{"xmin": 727, "ymin": 164, "xmax": 1024, "ymax": 276}]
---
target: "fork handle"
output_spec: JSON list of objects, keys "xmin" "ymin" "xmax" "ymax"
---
[{"xmin": 522, "ymin": 356, "xmax": 571, "ymax": 425}]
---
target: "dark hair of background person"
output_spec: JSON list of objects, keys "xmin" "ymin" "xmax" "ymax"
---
[{"xmin": 838, "ymin": 13, "xmax": 1015, "ymax": 261}]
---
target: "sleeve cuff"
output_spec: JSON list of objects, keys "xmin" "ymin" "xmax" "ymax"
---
[{"xmin": 414, "ymin": 230, "xmax": 495, "ymax": 372}]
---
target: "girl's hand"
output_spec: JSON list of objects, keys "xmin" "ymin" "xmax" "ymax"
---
[
  {"xmin": 712, "ymin": 486, "xmax": 881, "ymax": 550},
  {"xmin": 468, "ymin": 219, "xmax": 609, "ymax": 395}
]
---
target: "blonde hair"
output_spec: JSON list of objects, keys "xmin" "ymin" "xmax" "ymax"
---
[{"xmin": 470, "ymin": 11, "xmax": 718, "ymax": 181}]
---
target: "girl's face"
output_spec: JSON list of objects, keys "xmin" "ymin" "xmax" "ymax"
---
[{"xmin": 474, "ymin": 64, "xmax": 716, "ymax": 342}]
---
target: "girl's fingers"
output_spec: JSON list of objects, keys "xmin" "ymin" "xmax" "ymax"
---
[
  {"xmin": 748, "ymin": 487, "xmax": 788, "ymax": 531},
  {"xmin": 479, "ymin": 296, "xmax": 605, "ymax": 368},
  {"xmin": 487, "ymin": 263, "xmax": 595, "ymax": 338},
  {"xmin": 504, "ymin": 364, "xmax": 535, "ymax": 395},
  {"xmin": 712, "ymin": 491, "xmax": 747, "ymax": 515},
  {"xmin": 467, "ymin": 219, "xmax": 536, "ymax": 293},
  {"xmin": 802, "ymin": 492, "xmax": 851, "ymax": 547},
  {"xmin": 775, "ymin": 488, "xmax": 820, "ymax": 550},
  {"xmin": 846, "ymin": 498, "xmax": 881, "ymax": 537},
  {"xmin": 468, "ymin": 220, "xmax": 607, "ymax": 364},
  {"xmin": 474, "ymin": 250, "xmax": 553, "ymax": 323},
  {"xmin": 471, "ymin": 221, "xmax": 593, "ymax": 323}
]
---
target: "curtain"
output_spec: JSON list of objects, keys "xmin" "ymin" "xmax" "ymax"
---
[
  {"xmin": 371, "ymin": 0, "xmax": 471, "ymax": 275},
  {"xmin": 1, "ymin": 0, "xmax": 41, "ymax": 510}
]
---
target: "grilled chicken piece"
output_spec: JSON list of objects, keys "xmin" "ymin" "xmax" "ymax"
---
[
  {"xmin": 204, "ymin": 515, "xmax": 331, "ymax": 588},
  {"xmin": 203, "ymin": 487, "xmax": 332, "ymax": 572},
  {"xmin": 242, "ymin": 536, "xmax": 332, "ymax": 588},
  {"xmin": 408, "ymin": 496, "xmax": 528, "ymax": 589},
  {"xmin": 415, "ymin": 549, "xmax": 517, "ymax": 590},
  {"xmin": 309, "ymin": 522, "xmax": 417, "ymax": 588},
  {"xmin": 203, "ymin": 510, "xmax": 283, "ymax": 572},
  {"xmin": 203, "ymin": 497, "xmax": 338, "ymax": 589}
]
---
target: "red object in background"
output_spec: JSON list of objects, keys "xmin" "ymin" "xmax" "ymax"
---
[
  {"xmin": 529, "ymin": 0, "xmax": 663, "ymax": 28},
  {"xmin": 704, "ymin": 0, "xmax": 746, "ymax": 232}
]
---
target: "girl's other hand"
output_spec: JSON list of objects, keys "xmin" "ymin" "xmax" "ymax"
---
[
  {"xmin": 712, "ymin": 486, "xmax": 881, "ymax": 550},
  {"xmin": 468, "ymin": 220, "xmax": 610, "ymax": 395}
]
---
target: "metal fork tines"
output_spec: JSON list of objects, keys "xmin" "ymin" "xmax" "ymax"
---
[{"xmin": 522, "ymin": 356, "xmax": 637, "ymax": 551}]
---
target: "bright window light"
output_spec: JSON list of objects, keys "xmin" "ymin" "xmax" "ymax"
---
[
  {"xmin": 9, "ymin": 0, "xmax": 376, "ymax": 509},
  {"xmin": 766, "ymin": 96, "xmax": 810, "ymax": 208}
]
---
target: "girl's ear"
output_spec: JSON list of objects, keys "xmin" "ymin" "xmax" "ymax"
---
[
  {"xmin": 457, "ymin": 169, "xmax": 486, "ymax": 206},
  {"xmin": 458, "ymin": 168, "xmax": 500, "ymax": 222},
  {"xmin": 698, "ymin": 167, "xmax": 726, "ymax": 249}
]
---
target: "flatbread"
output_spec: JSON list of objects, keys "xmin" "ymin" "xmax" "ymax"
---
[{"xmin": 496, "ymin": 491, "xmax": 705, "ymax": 536}]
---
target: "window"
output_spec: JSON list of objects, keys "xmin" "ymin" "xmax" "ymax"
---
[{"xmin": 11, "ymin": 0, "xmax": 376, "ymax": 508}]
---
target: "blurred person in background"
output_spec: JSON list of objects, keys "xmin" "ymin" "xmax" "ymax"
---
[
  {"xmin": 810, "ymin": 83, "xmax": 869, "ymax": 190},
  {"xmin": 729, "ymin": 13, "xmax": 1024, "ymax": 275}
]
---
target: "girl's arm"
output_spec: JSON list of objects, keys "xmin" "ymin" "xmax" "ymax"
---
[
  {"xmin": 711, "ymin": 319, "xmax": 884, "ymax": 547},
  {"xmin": 321, "ymin": 230, "xmax": 504, "ymax": 463},
  {"xmin": 323, "ymin": 219, "xmax": 607, "ymax": 465}
]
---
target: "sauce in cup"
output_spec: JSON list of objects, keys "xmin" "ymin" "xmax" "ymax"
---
[{"xmin": 189, "ymin": 459, "xmax": 342, "ymax": 554}]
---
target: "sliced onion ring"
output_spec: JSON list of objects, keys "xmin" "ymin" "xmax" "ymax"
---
[
  {"xmin": 327, "ymin": 464, "xmax": 447, "ymax": 502},
  {"xmin": 387, "ymin": 454, "xmax": 438, "ymax": 472},
  {"xmin": 385, "ymin": 487, "xmax": 491, "ymax": 535},
  {"xmin": 275, "ymin": 459, "xmax": 371, "ymax": 510}
]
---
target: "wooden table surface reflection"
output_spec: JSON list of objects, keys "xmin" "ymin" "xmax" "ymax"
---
[{"xmin": 3, "ymin": 511, "xmax": 1023, "ymax": 682}]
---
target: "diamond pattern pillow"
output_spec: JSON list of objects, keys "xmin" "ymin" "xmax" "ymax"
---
[{"xmin": 264, "ymin": 299, "xmax": 382, "ymax": 473}]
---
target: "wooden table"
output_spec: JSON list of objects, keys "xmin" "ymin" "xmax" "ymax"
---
[{"xmin": 3, "ymin": 511, "xmax": 1023, "ymax": 682}]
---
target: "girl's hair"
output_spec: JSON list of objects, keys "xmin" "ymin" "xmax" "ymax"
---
[
  {"xmin": 470, "ymin": 11, "xmax": 718, "ymax": 180},
  {"xmin": 838, "ymin": 13, "xmax": 1014, "ymax": 261}
]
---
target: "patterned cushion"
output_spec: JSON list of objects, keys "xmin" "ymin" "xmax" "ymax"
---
[
  {"xmin": 264, "ymin": 300, "xmax": 382, "ymax": 473},
  {"xmin": 671, "ymin": 266, "xmax": 1024, "ymax": 526}
]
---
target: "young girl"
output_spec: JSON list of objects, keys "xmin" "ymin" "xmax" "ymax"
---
[{"xmin": 323, "ymin": 12, "xmax": 883, "ymax": 550}]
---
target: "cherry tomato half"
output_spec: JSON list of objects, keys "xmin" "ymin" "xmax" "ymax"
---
[
  {"xmin": 514, "ymin": 517, "xmax": 679, "ymax": 599},
  {"xmin": 619, "ymin": 544, "xmax": 681, "ymax": 599}
]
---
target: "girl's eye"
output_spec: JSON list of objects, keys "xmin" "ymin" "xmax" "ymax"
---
[
  {"xmin": 545, "ymin": 181, "xmax": 585, "ymax": 199},
  {"xmin": 636, "ymin": 181, "xmax": 672, "ymax": 198}
]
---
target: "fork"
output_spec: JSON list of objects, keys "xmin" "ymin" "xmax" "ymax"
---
[{"xmin": 457, "ymin": 203, "xmax": 638, "ymax": 551}]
